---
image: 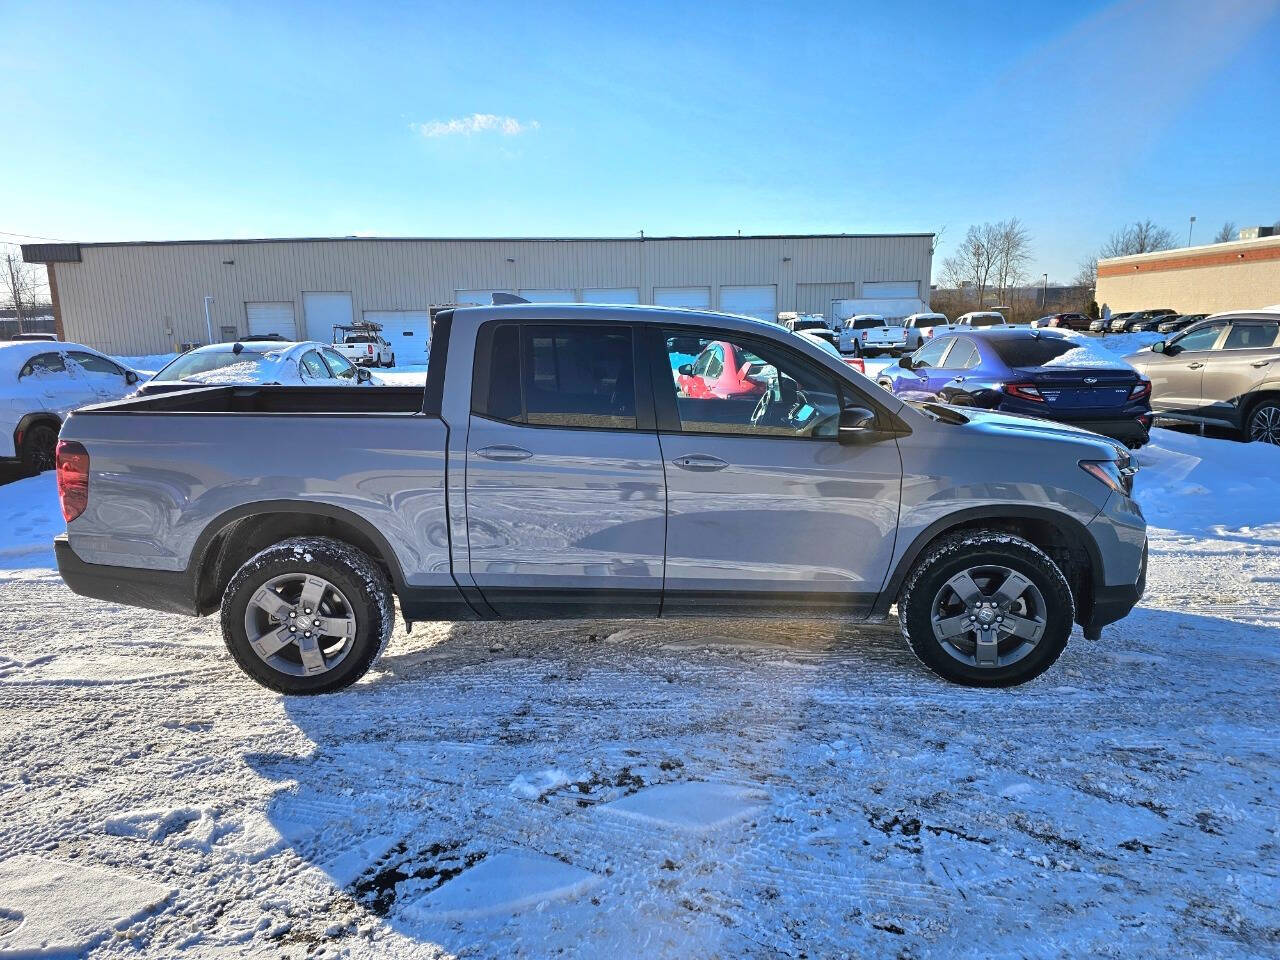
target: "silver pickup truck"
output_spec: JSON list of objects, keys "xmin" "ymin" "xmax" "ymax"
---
[{"xmin": 54, "ymin": 303, "xmax": 1146, "ymax": 694}]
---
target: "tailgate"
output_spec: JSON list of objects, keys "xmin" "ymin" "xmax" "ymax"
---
[{"xmin": 864, "ymin": 326, "xmax": 907, "ymax": 345}]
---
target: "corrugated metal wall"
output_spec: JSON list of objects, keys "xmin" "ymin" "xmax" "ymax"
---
[{"xmin": 48, "ymin": 235, "xmax": 934, "ymax": 355}]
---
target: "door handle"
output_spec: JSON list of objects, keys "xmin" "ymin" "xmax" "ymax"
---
[
  {"xmin": 475, "ymin": 444, "xmax": 533, "ymax": 462},
  {"xmin": 1252, "ymin": 359, "xmax": 1272, "ymax": 368},
  {"xmin": 672, "ymin": 454, "xmax": 729, "ymax": 472},
  {"xmin": 1187, "ymin": 362, "xmax": 1204, "ymax": 369}
]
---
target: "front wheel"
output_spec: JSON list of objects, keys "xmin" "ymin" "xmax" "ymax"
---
[
  {"xmin": 1246, "ymin": 399, "xmax": 1280, "ymax": 445},
  {"xmin": 898, "ymin": 531, "xmax": 1074, "ymax": 687},
  {"xmin": 221, "ymin": 537, "xmax": 394, "ymax": 694}
]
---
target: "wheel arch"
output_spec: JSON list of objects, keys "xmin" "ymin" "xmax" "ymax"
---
[
  {"xmin": 190, "ymin": 501, "xmax": 409, "ymax": 615},
  {"xmin": 877, "ymin": 506, "xmax": 1102, "ymax": 627},
  {"xmin": 1241, "ymin": 389, "xmax": 1280, "ymax": 430},
  {"xmin": 14, "ymin": 411, "xmax": 62, "ymax": 454}
]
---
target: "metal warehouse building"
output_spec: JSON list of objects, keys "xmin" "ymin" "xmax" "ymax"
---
[
  {"xmin": 1096, "ymin": 233, "xmax": 1280, "ymax": 315},
  {"xmin": 22, "ymin": 233, "xmax": 934, "ymax": 360}
]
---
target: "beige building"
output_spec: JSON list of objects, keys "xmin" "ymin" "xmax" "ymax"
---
[
  {"xmin": 1096, "ymin": 234, "xmax": 1280, "ymax": 315},
  {"xmin": 22, "ymin": 233, "xmax": 934, "ymax": 360}
]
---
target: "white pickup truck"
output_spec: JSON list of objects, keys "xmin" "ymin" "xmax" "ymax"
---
[
  {"xmin": 902, "ymin": 312, "xmax": 956, "ymax": 350},
  {"xmin": 838, "ymin": 315, "xmax": 909, "ymax": 356},
  {"xmin": 332, "ymin": 325, "xmax": 396, "ymax": 368}
]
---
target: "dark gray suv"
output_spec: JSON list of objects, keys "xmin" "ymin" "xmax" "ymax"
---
[{"xmin": 1126, "ymin": 309, "xmax": 1280, "ymax": 443}]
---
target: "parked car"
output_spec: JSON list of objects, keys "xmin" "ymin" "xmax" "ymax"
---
[
  {"xmin": 9, "ymin": 332, "xmax": 59, "ymax": 342},
  {"xmin": 0, "ymin": 342, "xmax": 140, "ymax": 472},
  {"xmin": 1155, "ymin": 313, "xmax": 1206, "ymax": 335},
  {"xmin": 956, "ymin": 311, "xmax": 1008, "ymax": 329},
  {"xmin": 796, "ymin": 329, "xmax": 866, "ymax": 375},
  {"xmin": 1128, "ymin": 312, "xmax": 1183, "ymax": 333},
  {"xmin": 838, "ymin": 315, "xmax": 907, "ymax": 355},
  {"xmin": 1035, "ymin": 313, "xmax": 1092, "ymax": 331},
  {"xmin": 1125, "ymin": 308, "xmax": 1280, "ymax": 443},
  {"xmin": 877, "ymin": 329, "xmax": 1153, "ymax": 448},
  {"xmin": 54, "ymin": 303, "xmax": 1146, "ymax": 693},
  {"xmin": 143, "ymin": 341, "xmax": 379, "ymax": 392},
  {"xmin": 1111, "ymin": 308, "xmax": 1175, "ymax": 333},
  {"xmin": 902, "ymin": 312, "xmax": 954, "ymax": 349},
  {"xmin": 333, "ymin": 323, "xmax": 396, "ymax": 368}
]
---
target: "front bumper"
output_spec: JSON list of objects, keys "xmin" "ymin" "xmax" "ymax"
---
[
  {"xmin": 1061, "ymin": 416, "xmax": 1152, "ymax": 447},
  {"xmin": 55, "ymin": 535, "xmax": 199, "ymax": 616},
  {"xmin": 1082, "ymin": 541, "xmax": 1147, "ymax": 636}
]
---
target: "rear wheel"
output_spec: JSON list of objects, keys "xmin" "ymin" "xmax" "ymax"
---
[
  {"xmin": 899, "ymin": 531, "xmax": 1074, "ymax": 687},
  {"xmin": 20, "ymin": 422, "xmax": 59, "ymax": 474},
  {"xmin": 1246, "ymin": 399, "xmax": 1280, "ymax": 445},
  {"xmin": 221, "ymin": 537, "xmax": 394, "ymax": 694}
]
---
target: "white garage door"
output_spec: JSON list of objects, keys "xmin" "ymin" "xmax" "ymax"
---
[
  {"xmin": 581, "ymin": 287, "xmax": 640, "ymax": 304},
  {"xmin": 518, "ymin": 289, "xmax": 575, "ymax": 303},
  {"xmin": 653, "ymin": 286, "xmax": 711, "ymax": 310},
  {"xmin": 246, "ymin": 302, "xmax": 297, "ymax": 340},
  {"xmin": 719, "ymin": 285, "xmax": 777, "ymax": 323},
  {"xmin": 456, "ymin": 289, "xmax": 515, "ymax": 305},
  {"xmin": 364, "ymin": 310, "xmax": 430, "ymax": 366},
  {"xmin": 303, "ymin": 292, "xmax": 353, "ymax": 343},
  {"xmin": 863, "ymin": 281, "xmax": 919, "ymax": 298}
]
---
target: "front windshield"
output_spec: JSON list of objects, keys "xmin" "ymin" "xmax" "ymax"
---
[{"xmin": 153, "ymin": 349, "xmax": 272, "ymax": 381}]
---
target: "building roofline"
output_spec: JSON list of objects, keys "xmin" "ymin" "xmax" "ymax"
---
[
  {"xmin": 22, "ymin": 232, "xmax": 935, "ymax": 262},
  {"xmin": 1098, "ymin": 232, "xmax": 1280, "ymax": 266}
]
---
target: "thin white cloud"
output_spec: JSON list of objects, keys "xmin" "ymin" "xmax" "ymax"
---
[{"xmin": 410, "ymin": 113, "xmax": 540, "ymax": 138}]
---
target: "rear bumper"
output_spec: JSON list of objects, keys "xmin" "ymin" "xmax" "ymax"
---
[{"xmin": 55, "ymin": 535, "xmax": 199, "ymax": 616}]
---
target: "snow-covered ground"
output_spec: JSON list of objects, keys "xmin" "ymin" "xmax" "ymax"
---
[{"xmin": 0, "ymin": 426, "xmax": 1277, "ymax": 958}]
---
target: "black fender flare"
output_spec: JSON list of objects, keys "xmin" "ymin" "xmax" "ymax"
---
[{"xmin": 873, "ymin": 505, "xmax": 1104, "ymax": 618}]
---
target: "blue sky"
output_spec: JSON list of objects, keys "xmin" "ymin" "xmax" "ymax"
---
[{"xmin": 3, "ymin": 0, "xmax": 1278, "ymax": 281}]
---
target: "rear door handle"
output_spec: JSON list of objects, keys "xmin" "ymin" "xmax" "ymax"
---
[
  {"xmin": 672, "ymin": 454, "xmax": 729, "ymax": 472},
  {"xmin": 475, "ymin": 444, "xmax": 533, "ymax": 462},
  {"xmin": 1187, "ymin": 362, "xmax": 1204, "ymax": 369}
]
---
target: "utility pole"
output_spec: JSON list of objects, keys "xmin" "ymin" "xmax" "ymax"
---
[
  {"xmin": 1187, "ymin": 216, "xmax": 1196, "ymax": 247},
  {"xmin": 1041, "ymin": 273, "xmax": 1048, "ymax": 310},
  {"xmin": 203, "ymin": 296, "xmax": 214, "ymax": 344}
]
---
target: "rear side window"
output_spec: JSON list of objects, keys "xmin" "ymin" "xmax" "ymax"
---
[
  {"xmin": 851, "ymin": 317, "xmax": 882, "ymax": 329},
  {"xmin": 474, "ymin": 323, "xmax": 637, "ymax": 430},
  {"xmin": 989, "ymin": 337, "xmax": 1075, "ymax": 367},
  {"xmin": 1222, "ymin": 322, "xmax": 1279, "ymax": 350}
]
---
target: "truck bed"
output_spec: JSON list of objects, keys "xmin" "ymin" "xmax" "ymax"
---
[{"xmin": 90, "ymin": 384, "xmax": 428, "ymax": 415}]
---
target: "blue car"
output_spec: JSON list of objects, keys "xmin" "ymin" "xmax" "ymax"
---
[{"xmin": 876, "ymin": 329, "xmax": 1153, "ymax": 448}]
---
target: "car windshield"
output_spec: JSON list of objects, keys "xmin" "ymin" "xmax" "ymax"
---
[
  {"xmin": 989, "ymin": 336, "xmax": 1076, "ymax": 367},
  {"xmin": 153, "ymin": 349, "xmax": 273, "ymax": 381}
]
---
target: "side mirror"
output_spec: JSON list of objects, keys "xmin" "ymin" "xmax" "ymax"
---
[
  {"xmin": 677, "ymin": 363, "xmax": 694, "ymax": 377},
  {"xmin": 125, "ymin": 370, "xmax": 139, "ymax": 385},
  {"xmin": 357, "ymin": 367, "xmax": 372, "ymax": 383},
  {"xmin": 838, "ymin": 405, "xmax": 879, "ymax": 444},
  {"xmin": 1151, "ymin": 341, "xmax": 1166, "ymax": 354},
  {"xmin": 899, "ymin": 356, "xmax": 915, "ymax": 370}
]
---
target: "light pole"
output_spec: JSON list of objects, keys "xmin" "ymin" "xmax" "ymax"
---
[
  {"xmin": 202, "ymin": 296, "xmax": 214, "ymax": 345},
  {"xmin": 1041, "ymin": 273, "xmax": 1048, "ymax": 311},
  {"xmin": 1187, "ymin": 216, "xmax": 1196, "ymax": 247}
]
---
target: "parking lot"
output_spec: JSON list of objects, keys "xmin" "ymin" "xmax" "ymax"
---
[{"xmin": 0, "ymin": 416, "xmax": 1276, "ymax": 958}]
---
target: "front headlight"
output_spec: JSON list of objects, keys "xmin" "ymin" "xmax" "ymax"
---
[{"xmin": 1080, "ymin": 458, "xmax": 1137, "ymax": 496}]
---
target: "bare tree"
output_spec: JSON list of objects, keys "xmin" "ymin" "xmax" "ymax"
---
[
  {"xmin": 1075, "ymin": 220, "xmax": 1178, "ymax": 295},
  {"xmin": 991, "ymin": 218, "xmax": 1032, "ymax": 306},
  {"xmin": 1, "ymin": 246, "xmax": 43, "ymax": 329},
  {"xmin": 1073, "ymin": 255, "xmax": 1098, "ymax": 291},
  {"xmin": 940, "ymin": 223, "xmax": 1000, "ymax": 308},
  {"xmin": 1213, "ymin": 221, "xmax": 1237, "ymax": 244}
]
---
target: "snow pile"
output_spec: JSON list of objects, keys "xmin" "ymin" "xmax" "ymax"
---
[
  {"xmin": 1041, "ymin": 342, "xmax": 1135, "ymax": 370},
  {"xmin": 1095, "ymin": 331, "xmax": 1165, "ymax": 358},
  {"xmin": 509, "ymin": 769, "xmax": 571, "ymax": 800},
  {"xmin": 115, "ymin": 353, "xmax": 178, "ymax": 376},
  {"xmin": 0, "ymin": 472, "xmax": 61, "ymax": 572}
]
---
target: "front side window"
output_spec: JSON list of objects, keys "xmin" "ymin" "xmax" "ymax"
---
[
  {"xmin": 473, "ymin": 323, "xmax": 637, "ymax": 430},
  {"xmin": 65, "ymin": 350, "xmax": 124, "ymax": 377},
  {"xmin": 912, "ymin": 337, "xmax": 952, "ymax": 368},
  {"xmin": 300, "ymin": 351, "xmax": 331, "ymax": 379},
  {"xmin": 18, "ymin": 352, "xmax": 67, "ymax": 378},
  {"xmin": 1222, "ymin": 321, "xmax": 1279, "ymax": 350},
  {"xmin": 1171, "ymin": 323, "xmax": 1226, "ymax": 353},
  {"xmin": 321, "ymin": 348, "xmax": 357, "ymax": 380},
  {"xmin": 663, "ymin": 332, "xmax": 842, "ymax": 439}
]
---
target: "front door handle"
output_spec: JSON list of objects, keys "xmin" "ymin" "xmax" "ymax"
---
[
  {"xmin": 672, "ymin": 454, "xmax": 729, "ymax": 472},
  {"xmin": 1252, "ymin": 359, "xmax": 1272, "ymax": 368},
  {"xmin": 475, "ymin": 444, "xmax": 533, "ymax": 462},
  {"xmin": 1187, "ymin": 362, "xmax": 1204, "ymax": 369}
]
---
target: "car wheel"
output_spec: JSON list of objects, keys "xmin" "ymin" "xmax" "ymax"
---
[
  {"xmin": 221, "ymin": 536, "xmax": 394, "ymax": 695},
  {"xmin": 898, "ymin": 531, "xmax": 1074, "ymax": 687},
  {"xmin": 20, "ymin": 421, "xmax": 59, "ymax": 474},
  {"xmin": 1246, "ymin": 399, "xmax": 1280, "ymax": 445}
]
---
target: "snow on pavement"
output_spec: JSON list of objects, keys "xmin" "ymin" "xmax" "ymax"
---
[{"xmin": 0, "ymin": 432, "xmax": 1277, "ymax": 957}]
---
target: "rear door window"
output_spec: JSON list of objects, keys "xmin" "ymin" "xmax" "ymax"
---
[
  {"xmin": 940, "ymin": 339, "xmax": 979, "ymax": 369},
  {"xmin": 1222, "ymin": 321, "xmax": 1279, "ymax": 350},
  {"xmin": 18, "ymin": 352, "xmax": 67, "ymax": 378}
]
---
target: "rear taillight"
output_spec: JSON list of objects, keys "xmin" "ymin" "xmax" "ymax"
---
[
  {"xmin": 861, "ymin": 331, "xmax": 868, "ymax": 340},
  {"xmin": 56, "ymin": 440, "xmax": 89, "ymax": 523},
  {"xmin": 1003, "ymin": 383, "xmax": 1044, "ymax": 402},
  {"xmin": 844, "ymin": 358, "xmax": 866, "ymax": 374},
  {"xmin": 367, "ymin": 344, "xmax": 374, "ymax": 355},
  {"xmin": 1129, "ymin": 379, "xmax": 1151, "ymax": 400},
  {"xmin": 924, "ymin": 328, "xmax": 934, "ymax": 337}
]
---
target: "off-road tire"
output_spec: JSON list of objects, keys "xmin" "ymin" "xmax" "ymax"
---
[
  {"xmin": 221, "ymin": 537, "xmax": 394, "ymax": 695},
  {"xmin": 20, "ymin": 421, "xmax": 59, "ymax": 474},
  {"xmin": 898, "ymin": 531, "xmax": 1074, "ymax": 687}
]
